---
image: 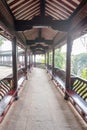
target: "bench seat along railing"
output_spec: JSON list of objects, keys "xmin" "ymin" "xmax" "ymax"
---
[
  {"xmin": 17, "ymin": 68, "xmax": 26, "ymax": 90},
  {"xmin": 46, "ymin": 65, "xmax": 87, "ymax": 123},
  {"xmin": 47, "ymin": 65, "xmax": 66, "ymax": 90},
  {"xmin": 66, "ymin": 77, "xmax": 87, "ymax": 123},
  {"xmin": 0, "ymin": 68, "xmax": 26, "ymax": 123},
  {"xmin": 0, "ymin": 78, "xmax": 14, "ymax": 123}
]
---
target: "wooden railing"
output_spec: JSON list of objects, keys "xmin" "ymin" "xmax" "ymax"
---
[
  {"xmin": 0, "ymin": 67, "xmax": 27, "ymax": 123},
  {"xmin": 47, "ymin": 65, "xmax": 87, "ymax": 123},
  {"xmin": 35, "ymin": 62, "xmax": 46, "ymax": 69},
  {"xmin": 66, "ymin": 77, "xmax": 87, "ymax": 123}
]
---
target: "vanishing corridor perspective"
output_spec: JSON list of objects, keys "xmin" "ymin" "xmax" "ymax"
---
[{"xmin": 0, "ymin": 68, "xmax": 86, "ymax": 130}]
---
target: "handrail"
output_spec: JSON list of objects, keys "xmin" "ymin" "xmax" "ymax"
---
[{"xmin": 47, "ymin": 65, "xmax": 87, "ymax": 123}]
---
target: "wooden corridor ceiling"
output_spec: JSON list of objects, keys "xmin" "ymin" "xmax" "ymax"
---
[{"xmin": 1, "ymin": 0, "xmax": 87, "ymax": 54}]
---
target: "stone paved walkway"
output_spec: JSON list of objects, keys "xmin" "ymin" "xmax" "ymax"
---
[{"xmin": 0, "ymin": 68, "xmax": 87, "ymax": 130}]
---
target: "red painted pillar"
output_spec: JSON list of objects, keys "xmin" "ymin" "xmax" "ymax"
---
[{"xmin": 65, "ymin": 33, "xmax": 72, "ymax": 100}]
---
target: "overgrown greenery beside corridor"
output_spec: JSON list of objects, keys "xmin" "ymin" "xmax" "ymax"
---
[
  {"xmin": 71, "ymin": 53, "xmax": 87, "ymax": 80},
  {"xmin": 49, "ymin": 48, "xmax": 87, "ymax": 80}
]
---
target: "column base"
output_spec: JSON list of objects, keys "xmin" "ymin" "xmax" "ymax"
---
[
  {"xmin": 64, "ymin": 93, "xmax": 69, "ymax": 100},
  {"xmin": 51, "ymin": 75, "xmax": 54, "ymax": 80},
  {"xmin": 14, "ymin": 92, "xmax": 19, "ymax": 100},
  {"xmin": 15, "ymin": 95, "xmax": 19, "ymax": 100}
]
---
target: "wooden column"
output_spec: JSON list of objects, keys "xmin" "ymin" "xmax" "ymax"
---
[
  {"xmin": 65, "ymin": 33, "xmax": 72, "ymax": 100},
  {"xmin": 45, "ymin": 53, "xmax": 46, "ymax": 66},
  {"xmin": 47, "ymin": 52, "xmax": 49, "ymax": 66},
  {"xmin": 29, "ymin": 52, "xmax": 31, "ymax": 72},
  {"xmin": 25, "ymin": 47, "xmax": 28, "ymax": 79},
  {"xmin": 52, "ymin": 48, "xmax": 55, "ymax": 80},
  {"xmin": 29, "ymin": 53, "xmax": 31, "ymax": 69},
  {"xmin": 34, "ymin": 54, "xmax": 36, "ymax": 67},
  {"xmin": 12, "ymin": 37, "xmax": 18, "ymax": 99}
]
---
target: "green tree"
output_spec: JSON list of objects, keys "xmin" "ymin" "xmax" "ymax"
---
[
  {"xmin": 71, "ymin": 53, "xmax": 87, "ymax": 76},
  {"xmin": 41, "ymin": 59, "xmax": 45, "ymax": 63},
  {"xmin": 81, "ymin": 68, "xmax": 87, "ymax": 80},
  {"xmin": 0, "ymin": 35, "xmax": 5, "ymax": 46},
  {"xmin": 55, "ymin": 49, "xmax": 65, "ymax": 69}
]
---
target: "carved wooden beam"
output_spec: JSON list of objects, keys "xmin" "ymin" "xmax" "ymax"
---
[
  {"xmin": 30, "ymin": 44, "xmax": 48, "ymax": 50},
  {"xmin": 26, "ymin": 38, "xmax": 53, "ymax": 45},
  {"xmin": 69, "ymin": 0, "xmax": 87, "ymax": 20},
  {"xmin": 15, "ymin": 16, "xmax": 69, "ymax": 32}
]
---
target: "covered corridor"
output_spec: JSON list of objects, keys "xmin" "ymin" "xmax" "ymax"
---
[
  {"xmin": 0, "ymin": 68, "xmax": 86, "ymax": 130},
  {"xmin": 0, "ymin": 0, "xmax": 87, "ymax": 129}
]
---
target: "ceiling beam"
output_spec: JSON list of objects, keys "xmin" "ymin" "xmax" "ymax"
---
[
  {"xmin": 40, "ymin": 0, "xmax": 45, "ymax": 17},
  {"xmin": 71, "ymin": 15, "xmax": 87, "ymax": 34},
  {"xmin": 31, "ymin": 48, "xmax": 46, "ymax": 54},
  {"xmin": 38, "ymin": 28, "xmax": 41, "ymax": 38},
  {"xmin": 26, "ymin": 38, "xmax": 53, "ymax": 45},
  {"xmin": 15, "ymin": 16, "xmax": 69, "ymax": 32},
  {"xmin": 30, "ymin": 44, "xmax": 48, "ymax": 50},
  {"xmin": 2, "ymin": 0, "xmax": 15, "ymax": 20},
  {"xmin": 32, "ymin": 50, "xmax": 45, "ymax": 54},
  {"xmin": 31, "ymin": 48, "xmax": 45, "ymax": 52},
  {"xmin": 69, "ymin": 0, "xmax": 87, "ymax": 20}
]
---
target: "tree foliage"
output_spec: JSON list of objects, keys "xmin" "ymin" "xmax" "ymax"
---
[
  {"xmin": 0, "ymin": 36, "xmax": 5, "ymax": 46},
  {"xmin": 71, "ymin": 53, "xmax": 87, "ymax": 77},
  {"xmin": 81, "ymin": 68, "xmax": 87, "ymax": 80},
  {"xmin": 55, "ymin": 49, "xmax": 65, "ymax": 69}
]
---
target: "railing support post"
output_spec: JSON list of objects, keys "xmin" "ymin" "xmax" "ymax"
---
[
  {"xmin": 12, "ymin": 37, "xmax": 18, "ymax": 100},
  {"xmin": 64, "ymin": 33, "xmax": 72, "ymax": 100}
]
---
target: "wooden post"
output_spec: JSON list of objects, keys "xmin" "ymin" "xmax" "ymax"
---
[
  {"xmin": 52, "ymin": 48, "xmax": 55, "ymax": 80},
  {"xmin": 47, "ymin": 52, "xmax": 49, "ymax": 71},
  {"xmin": 29, "ymin": 53, "xmax": 30, "ymax": 68},
  {"xmin": 12, "ymin": 37, "xmax": 18, "ymax": 100},
  {"xmin": 25, "ymin": 47, "xmax": 28, "ymax": 79},
  {"xmin": 45, "ymin": 53, "xmax": 46, "ymax": 66},
  {"xmin": 34, "ymin": 54, "xmax": 36, "ymax": 67},
  {"xmin": 29, "ymin": 52, "xmax": 31, "ymax": 72},
  {"xmin": 47, "ymin": 52, "xmax": 49, "ymax": 68},
  {"xmin": 64, "ymin": 33, "xmax": 72, "ymax": 100}
]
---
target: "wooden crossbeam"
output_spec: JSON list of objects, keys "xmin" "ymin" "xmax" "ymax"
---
[
  {"xmin": 15, "ymin": 16, "xmax": 69, "ymax": 31},
  {"xmin": 26, "ymin": 38, "xmax": 53, "ymax": 45},
  {"xmin": 30, "ymin": 44, "xmax": 48, "ymax": 50}
]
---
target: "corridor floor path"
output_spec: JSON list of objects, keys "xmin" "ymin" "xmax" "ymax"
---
[{"xmin": 0, "ymin": 68, "xmax": 87, "ymax": 130}]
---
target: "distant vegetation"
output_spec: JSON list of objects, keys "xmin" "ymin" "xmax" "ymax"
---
[
  {"xmin": 71, "ymin": 53, "xmax": 87, "ymax": 79},
  {"xmin": 55, "ymin": 49, "xmax": 65, "ymax": 69},
  {"xmin": 0, "ymin": 35, "xmax": 5, "ymax": 46},
  {"xmin": 49, "ymin": 48, "xmax": 87, "ymax": 80},
  {"xmin": 49, "ymin": 48, "xmax": 66, "ymax": 70}
]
